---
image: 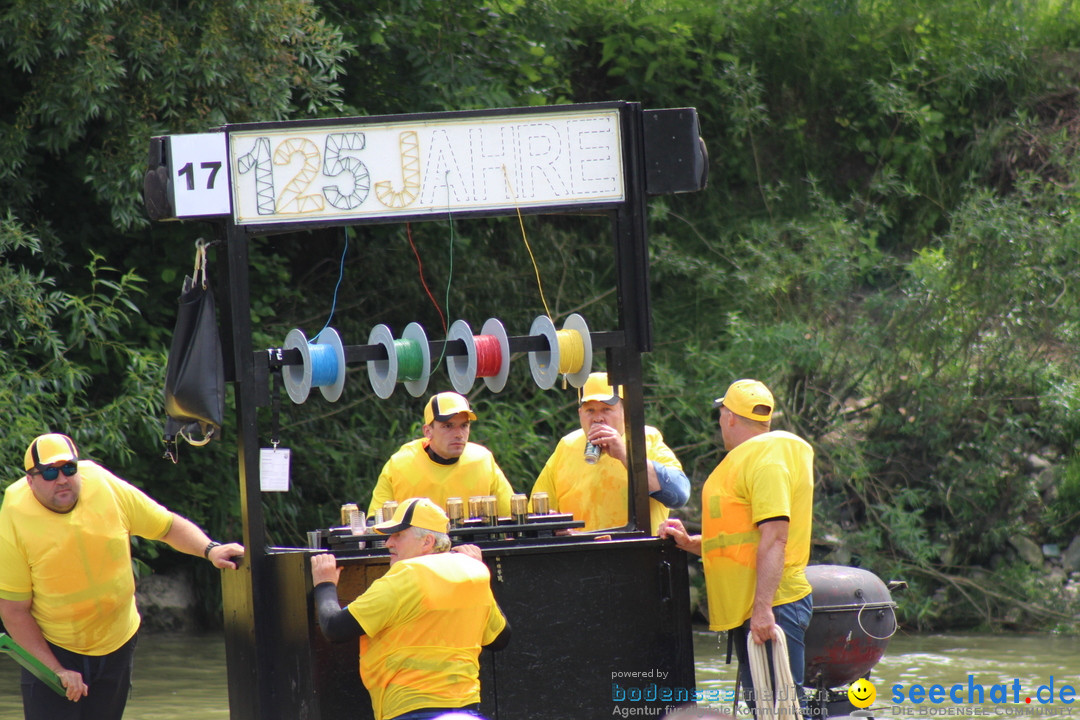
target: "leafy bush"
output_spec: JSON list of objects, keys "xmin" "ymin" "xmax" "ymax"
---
[{"xmin": 5, "ymin": 0, "xmax": 1080, "ymax": 633}]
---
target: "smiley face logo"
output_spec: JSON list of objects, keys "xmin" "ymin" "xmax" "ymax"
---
[{"xmin": 848, "ymin": 678, "xmax": 876, "ymax": 709}]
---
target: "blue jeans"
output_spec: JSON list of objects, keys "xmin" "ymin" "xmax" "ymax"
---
[
  {"xmin": 732, "ymin": 594, "xmax": 813, "ymax": 718},
  {"xmin": 390, "ymin": 706, "xmax": 486, "ymax": 720}
]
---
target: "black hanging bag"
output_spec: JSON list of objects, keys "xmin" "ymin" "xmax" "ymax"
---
[{"xmin": 162, "ymin": 239, "xmax": 226, "ymax": 461}]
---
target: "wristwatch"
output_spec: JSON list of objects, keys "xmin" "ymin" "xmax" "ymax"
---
[{"xmin": 204, "ymin": 541, "xmax": 222, "ymax": 559}]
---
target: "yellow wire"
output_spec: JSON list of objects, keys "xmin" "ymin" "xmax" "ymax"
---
[
  {"xmin": 556, "ymin": 329, "xmax": 585, "ymax": 374},
  {"xmin": 503, "ymin": 165, "xmax": 552, "ymax": 320}
]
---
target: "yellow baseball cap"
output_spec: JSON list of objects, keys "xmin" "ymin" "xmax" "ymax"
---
[
  {"xmin": 714, "ymin": 379, "xmax": 774, "ymax": 421},
  {"xmin": 372, "ymin": 497, "xmax": 450, "ymax": 535},
  {"xmin": 423, "ymin": 392, "xmax": 477, "ymax": 425},
  {"xmin": 24, "ymin": 433, "xmax": 79, "ymax": 472},
  {"xmin": 578, "ymin": 372, "xmax": 623, "ymax": 405}
]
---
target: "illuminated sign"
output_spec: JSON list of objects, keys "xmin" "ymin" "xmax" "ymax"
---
[{"xmin": 227, "ymin": 108, "xmax": 624, "ymax": 225}]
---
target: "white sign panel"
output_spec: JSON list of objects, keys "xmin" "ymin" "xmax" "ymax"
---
[
  {"xmin": 167, "ymin": 133, "xmax": 231, "ymax": 218},
  {"xmin": 228, "ymin": 108, "xmax": 624, "ymax": 226},
  {"xmin": 259, "ymin": 447, "xmax": 291, "ymax": 492}
]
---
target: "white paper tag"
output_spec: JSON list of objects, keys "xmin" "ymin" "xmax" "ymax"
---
[{"xmin": 259, "ymin": 447, "xmax": 291, "ymax": 492}]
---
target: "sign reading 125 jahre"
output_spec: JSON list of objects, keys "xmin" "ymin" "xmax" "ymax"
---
[{"xmin": 156, "ymin": 106, "xmax": 626, "ymax": 226}]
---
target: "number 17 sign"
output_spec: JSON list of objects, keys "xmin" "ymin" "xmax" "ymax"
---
[{"xmin": 166, "ymin": 133, "xmax": 231, "ymax": 218}]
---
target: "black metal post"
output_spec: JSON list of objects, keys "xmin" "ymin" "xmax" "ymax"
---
[
  {"xmin": 218, "ymin": 221, "xmax": 273, "ymax": 720},
  {"xmin": 610, "ymin": 102, "xmax": 654, "ymax": 533}
]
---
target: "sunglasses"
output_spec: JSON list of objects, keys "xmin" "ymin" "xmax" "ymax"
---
[{"xmin": 32, "ymin": 462, "xmax": 79, "ymax": 481}]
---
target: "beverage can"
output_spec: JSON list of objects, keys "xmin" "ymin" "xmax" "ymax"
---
[
  {"xmin": 340, "ymin": 503, "xmax": 359, "ymax": 527},
  {"xmin": 482, "ymin": 495, "xmax": 498, "ymax": 526},
  {"xmin": 381, "ymin": 500, "xmax": 398, "ymax": 521},
  {"xmin": 446, "ymin": 497, "xmax": 464, "ymax": 528},
  {"xmin": 532, "ymin": 491, "xmax": 550, "ymax": 515},
  {"xmin": 584, "ymin": 441, "xmax": 601, "ymax": 464},
  {"xmin": 510, "ymin": 493, "xmax": 528, "ymax": 521}
]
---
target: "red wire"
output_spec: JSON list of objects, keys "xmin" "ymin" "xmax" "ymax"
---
[
  {"xmin": 474, "ymin": 334, "xmax": 503, "ymax": 377},
  {"xmin": 406, "ymin": 223, "xmax": 446, "ymax": 334}
]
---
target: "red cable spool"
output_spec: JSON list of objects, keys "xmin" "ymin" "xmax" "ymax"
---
[{"xmin": 474, "ymin": 334, "xmax": 502, "ymax": 378}]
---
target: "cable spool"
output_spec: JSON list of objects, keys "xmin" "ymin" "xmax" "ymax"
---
[
  {"xmin": 446, "ymin": 319, "xmax": 477, "ymax": 394},
  {"xmin": 400, "ymin": 322, "xmax": 431, "ymax": 397},
  {"xmin": 528, "ymin": 315, "xmax": 560, "ymax": 389},
  {"xmin": 316, "ymin": 328, "xmax": 346, "ymax": 401},
  {"xmin": 479, "ymin": 318, "xmax": 511, "ymax": 393},
  {"xmin": 282, "ymin": 328, "xmax": 346, "ymax": 404},
  {"xmin": 367, "ymin": 324, "xmax": 397, "ymax": 399},
  {"xmin": 560, "ymin": 313, "xmax": 593, "ymax": 388}
]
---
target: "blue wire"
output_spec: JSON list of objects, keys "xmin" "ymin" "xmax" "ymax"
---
[{"xmin": 312, "ymin": 227, "xmax": 350, "ymax": 342}]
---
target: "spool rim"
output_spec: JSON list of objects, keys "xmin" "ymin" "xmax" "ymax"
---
[
  {"xmin": 316, "ymin": 327, "xmax": 346, "ymax": 402},
  {"xmin": 562, "ymin": 313, "xmax": 593, "ymax": 388},
  {"xmin": 367, "ymin": 324, "xmax": 398, "ymax": 399},
  {"xmin": 401, "ymin": 322, "xmax": 431, "ymax": 397},
  {"xmin": 446, "ymin": 319, "xmax": 477, "ymax": 394},
  {"xmin": 528, "ymin": 315, "xmax": 560, "ymax": 390},
  {"xmin": 480, "ymin": 317, "xmax": 511, "ymax": 393},
  {"xmin": 282, "ymin": 328, "xmax": 312, "ymax": 404}
]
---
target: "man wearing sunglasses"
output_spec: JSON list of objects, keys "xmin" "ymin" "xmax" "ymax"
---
[{"xmin": 0, "ymin": 433, "xmax": 245, "ymax": 720}]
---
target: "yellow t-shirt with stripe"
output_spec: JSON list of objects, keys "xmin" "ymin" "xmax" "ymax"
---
[
  {"xmin": 529, "ymin": 426, "xmax": 680, "ymax": 534},
  {"xmin": 701, "ymin": 431, "xmax": 814, "ymax": 631},
  {"xmin": 348, "ymin": 552, "xmax": 506, "ymax": 720},
  {"xmin": 368, "ymin": 440, "xmax": 514, "ymax": 517},
  {"xmin": 0, "ymin": 461, "xmax": 174, "ymax": 654}
]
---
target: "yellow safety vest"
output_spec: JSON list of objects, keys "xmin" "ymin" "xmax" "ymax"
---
[{"xmin": 700, "ymin": 431, "xmax": 814, "ymax": 631}]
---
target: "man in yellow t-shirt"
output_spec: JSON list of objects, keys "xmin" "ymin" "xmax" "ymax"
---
[
  {"xmin": 368, "ymin": 392, "xmax": 513, "ymax": 518},
  {"xmin": 659, "ymin": 380, "xmax": 814, "ymax": 716},
  {"xmin": 529, "ymin": 372, "xmax": 689, "ymax": 535},
  {"xmin": 0, "ymin": 433, "xmax": 245, "ymax": 719},
  {"xmin": 311, "ymin": 497, "xmax": 509, "ymax": 720}
]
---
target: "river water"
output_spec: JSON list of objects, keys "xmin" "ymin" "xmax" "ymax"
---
[{"xmin": 1, "ymin": 630, "xmax": 1077, "ymax": 719}]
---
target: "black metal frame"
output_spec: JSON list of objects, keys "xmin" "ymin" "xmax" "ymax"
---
[{"xmin": 153, "ymin": 100, "xmax": 705, "ymax": 720}]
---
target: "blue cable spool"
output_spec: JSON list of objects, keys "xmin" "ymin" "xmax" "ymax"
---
[{"xmin": 282, "ymin": 328, "xmax": 346, "ymax": 404}]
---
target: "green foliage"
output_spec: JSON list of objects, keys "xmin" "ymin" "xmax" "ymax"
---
[
  {"xmin": 0, "ymin": 218, "xmax": 162, "ymax": 485},
  {"xmin": 0, "ymin": 0, "xmax": 354, "ymax": 612},
  {"xmin": 3, "ymin": 0, "xmax": 1080, "ymax": 634},
  {"xmin": 324, "ymin": 0, "xmax": 574, "ymax": 114},
  {"xmin": 1, "ymin": 0, "xmax": 350, "ymax": 232},
  {"xmin": 610, "ymin": 0, "xmax": 1080, "ymax": 632},
  {"xmin": 1044, "ymin": 454, "xmax": 1080, "ymax": 542}
]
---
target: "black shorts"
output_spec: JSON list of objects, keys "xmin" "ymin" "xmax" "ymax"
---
[{"xmin": 21, "ymin": 632, "xmax": 138, "ymax": 720}]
